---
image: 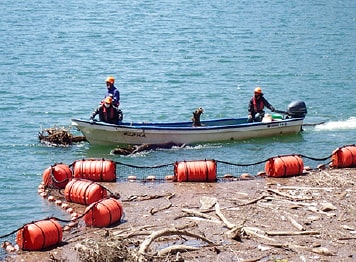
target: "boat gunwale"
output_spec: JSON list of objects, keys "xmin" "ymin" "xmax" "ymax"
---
[{"xmin": 71, "ymin": 117, "xmax": 304, "ymax": 131}]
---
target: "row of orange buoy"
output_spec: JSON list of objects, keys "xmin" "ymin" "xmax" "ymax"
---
[
  {"xmin": 6, "ymin": 145, "xmax": 356, "ymax": 252},
  {"xmin": 41, "ymin": 145, "xmax": 356, "ymax": 187},
  {"xmin": 265, "ymin": 145, "xmax": 356, "ymax": 177},
  {"xmin": 155, "ymin": 145, "xmax": 355, "ymax": 180},
  {"xmin": 17, "ymin": 169, "xmax": 124, "ymax": 251},
  {"xmin": 14, "ymin": 198, "xmax": 124, "ymax": 251},
  {"xmin": 42, "ymin": 159, "xmax": 117, "ymax": 189}
]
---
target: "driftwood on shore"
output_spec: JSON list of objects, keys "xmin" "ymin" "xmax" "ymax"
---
[
  {"xmin": 9, "ymin": 161, "xmax": 354, "ymax": 262},
  {"xmin": 111, "ymin": 142, "xmax": 185, "ymax": 155}
]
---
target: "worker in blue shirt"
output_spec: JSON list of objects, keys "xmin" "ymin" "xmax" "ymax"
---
[{"xmin": 105, "ymin": 76, "xmax": 120, "ymax": 107}]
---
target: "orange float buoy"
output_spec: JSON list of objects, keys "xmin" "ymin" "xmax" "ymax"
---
[
  {"xmin": 330, "ymin": 145, "xmax": 356, "ymax": 168},
  {"xmin": 84, "ymin": 198, "xmax": 123, "ymax": 228},
  {"xmin": 265, "ymin": 155, "xmax": 304, "ymax": 177},
  {"xmin": 72, "ymin": 159, "xmax": 116, "ymax": 182},
  {"xmin": 64, "ymin": 179, "xmax": 107, "ymax": 205},
  {"xmin": 174, "ymin": 160, "xmax": 217, "ymax": 182},
  {"xmin": 42, "ymin": 163, "xmax": 72, "ymax": 189},
  {"xmin": 16, "ymin": 219, "xmax": 62, "ymax": 251}
]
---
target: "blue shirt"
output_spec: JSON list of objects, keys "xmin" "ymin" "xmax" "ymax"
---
[{"xmin": 106, "ymin": 86, "xmax": 120, "ymax": 106}]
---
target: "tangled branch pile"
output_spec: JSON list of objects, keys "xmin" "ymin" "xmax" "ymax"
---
[
  {"xmin": 74, "ymin": 236, "xmax": 139, "ymax": 261},
  {"xmin": 38, "ymin": 127, "xmax": 86, "ymax": 146}
]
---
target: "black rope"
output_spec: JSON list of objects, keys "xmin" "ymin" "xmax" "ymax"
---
[
  {"xmin": 48, "ymin": 205, "xmax": 92, "ymax": 223},
  {"xmin": 0, "ymin": 226, "xmax": 24, "ymax": 239},
  {"xmin": 115, "ymin": 160, "xmax": 174, "ymax": 169},
  {"xmin": 45, "ymin": 216, "xmax": 71, "ymax": 223},
  {"xmin": 300, "ymin": 154, "xmax": 332, "ymax": 162},
  {"xmin": 100, "ymin": 184, "xmax": 120, "ymax": 199},
  {"xmin": 216, "ymin": 158, "xmax": 268, "ymax": 167},
  {"xmin": 216, "ymin": 153, "xmax": 332, "ymax": 168}
]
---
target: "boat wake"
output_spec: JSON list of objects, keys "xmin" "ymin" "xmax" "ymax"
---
[
  {"xmin": 315, "ymin": 117, "xmax": 356, "ymax": 131},
  {"xmin": 185, "ymin": 144, "xmax": 223, "ymax": 150}
]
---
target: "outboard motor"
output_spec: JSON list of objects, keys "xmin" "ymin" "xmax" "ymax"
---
[{"xmin": 287, "ymin": 101, "xmax": 307, "ymax": 119}]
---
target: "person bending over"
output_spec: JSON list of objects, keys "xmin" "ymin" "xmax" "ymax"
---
[{"xmin": 90, "ymin": 96, "xmax": 123, "ymax": 124}]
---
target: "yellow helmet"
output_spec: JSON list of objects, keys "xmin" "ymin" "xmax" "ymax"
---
[
  {"xmin": 254, "ymin": 87, "xmax": 262, "ymax": 94},
  {"xmin": 105, "ymin": 76, "xmax": 115, "ymax": 84}
]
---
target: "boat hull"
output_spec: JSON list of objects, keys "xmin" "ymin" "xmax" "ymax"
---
[{"xmin": 71, "ymin": 118, "xmax": 304, "ymax": 146}]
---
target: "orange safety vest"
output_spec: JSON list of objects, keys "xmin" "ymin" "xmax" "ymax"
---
[{"xmin": 253, "ymin": 97, "xmax": 264, "ymax": 112}]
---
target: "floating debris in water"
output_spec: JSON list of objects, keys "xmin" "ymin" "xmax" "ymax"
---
[{"xmin": 38, "ymin": 126, "xmax": 86, "ymax": 146}]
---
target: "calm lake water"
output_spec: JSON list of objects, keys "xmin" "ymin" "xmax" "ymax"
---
[{"xmin": 0, "ymin": 0, "xmax": 355, "ymax": 240}]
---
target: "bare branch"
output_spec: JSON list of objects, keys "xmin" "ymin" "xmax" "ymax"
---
[{"xmin": 138, "ymin": 228, "xmax": 215, "ymax": 255}]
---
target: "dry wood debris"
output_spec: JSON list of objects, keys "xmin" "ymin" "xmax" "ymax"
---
[
  {"xmin": 38, "ymin": 126, "xmax": 86, "ymax": 146},
  {"xmin": 5, "ymin": 168, "xmax": 356, "ymax": 262}
]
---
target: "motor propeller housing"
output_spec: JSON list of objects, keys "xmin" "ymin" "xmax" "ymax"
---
[{"xmin": 287, "ymin": 101, "xmax": 307, "ymax": 119}]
